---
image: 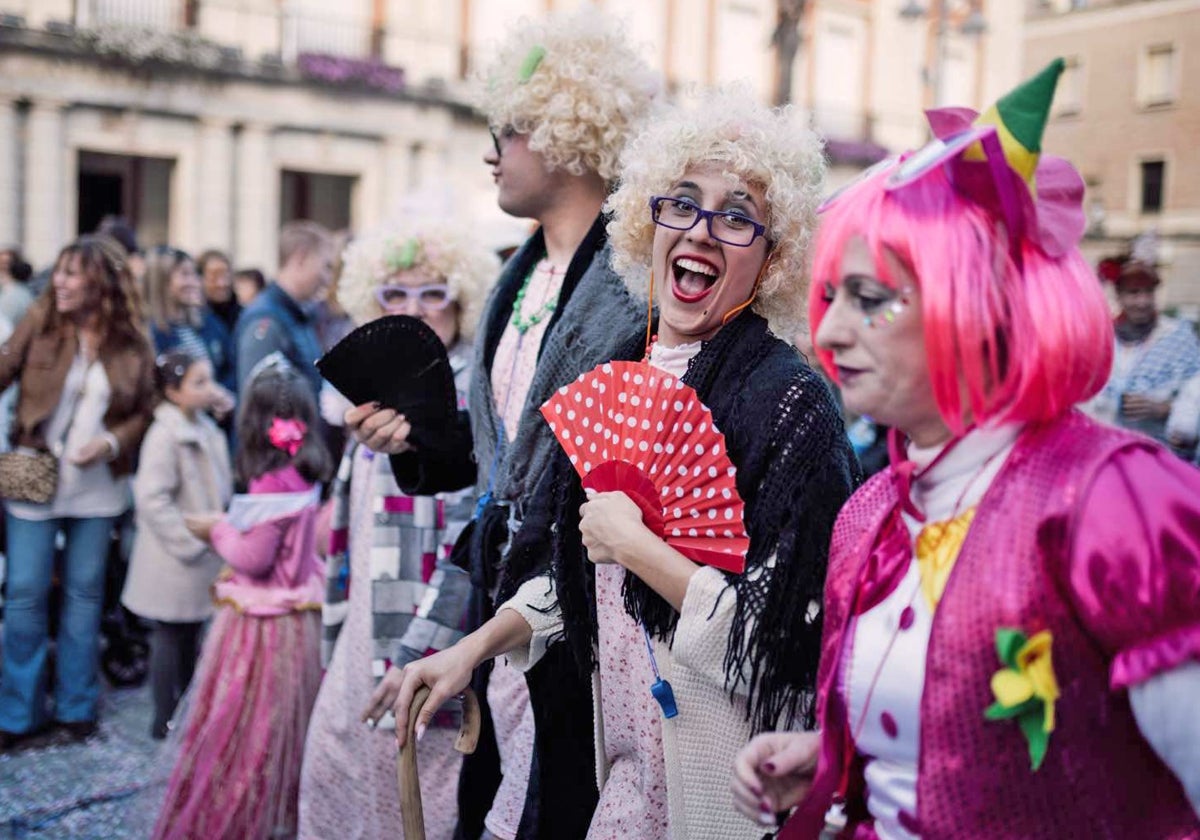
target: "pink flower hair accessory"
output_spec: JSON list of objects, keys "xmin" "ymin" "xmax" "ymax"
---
[{"xmin": 268, "ymin": 417, "xmax": 307, "ymax": 457}]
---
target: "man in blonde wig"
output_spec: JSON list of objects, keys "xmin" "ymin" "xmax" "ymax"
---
[{"xmin": 350, "ymin": 7, "xmax": 659, "ymax": 838}]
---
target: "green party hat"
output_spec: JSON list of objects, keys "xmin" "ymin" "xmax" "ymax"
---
[{"xmin": 972, "ymin": 58, "xmax": 1064, "ymax": 184}]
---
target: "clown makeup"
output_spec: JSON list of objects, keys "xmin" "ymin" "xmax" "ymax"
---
[
  {"xmin": 858, "ymin": 284, "xmax": 914, "ymax": 328},
  {"xmin": 815, "ymin": 236, "xmax": 947, "ymax": 447},
  {"xmin": 819, "ymin": 275, "xmax": 914, "ymax": 328}
]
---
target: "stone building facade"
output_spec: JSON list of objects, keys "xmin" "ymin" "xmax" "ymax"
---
[
  {"xmin": 1026, "ymin": 0, "xmax": 1200, "ymax": 309},
  {"xmin": 0, "ymin": 0, "xmax": 527, "ymax": 272},
  {"xmin": 0, "ymin": 0, "xmax": 1020, "ymax": 274}
]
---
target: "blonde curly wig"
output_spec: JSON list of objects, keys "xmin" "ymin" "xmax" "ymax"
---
[
  {"xmin": 606, "ymin": 88, "xmax": 827, "ymax": 340},
  {"xmin": 476, "ymin": 6, "xmax": 659, "ymax": 181},
  {"xmin": 337, "ymin": 222, "xmax": 499, "ymax": 343}
]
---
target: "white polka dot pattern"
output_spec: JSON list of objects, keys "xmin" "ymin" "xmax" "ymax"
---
[{"xmin": 540, "ymin": 360, "xmax": 749, "ymax": 573}]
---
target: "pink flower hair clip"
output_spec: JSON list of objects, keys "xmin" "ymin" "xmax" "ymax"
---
[{"xmin": 268, "ymin": 417, "xmax": 308, "ymax": 457}]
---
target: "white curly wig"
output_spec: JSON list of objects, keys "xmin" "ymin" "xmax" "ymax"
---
[
  {"xmin": 475, "ymin": 5, "xmax": 659, "ymax": 181},
  {"xmin": 606, "ymin": 87, "xmax": 827, "ymax": 340},
  {"xmin": 338, "ymin": 222, "xmax": 499, "ymax": 343}
]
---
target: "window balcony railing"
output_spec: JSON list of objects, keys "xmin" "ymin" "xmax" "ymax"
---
[
  {"xmin": 72, "ymin": 1, "xmax": 380, "ymax": 62},
  {"xmin": 280, "ymin": 9, "xmax": 374, "ymax": 63},
  {"xmin": 75, "ymin": 0, "xmax": 184, "ymax": 31},
  {"xmin": 47, "ymin": 0, "xmax": 449, "ymax": 93}
]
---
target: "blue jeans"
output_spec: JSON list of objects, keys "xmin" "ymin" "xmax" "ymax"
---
[{"xmin": 0, "ymin": 513, "xmax": 117, "ymax": 732}]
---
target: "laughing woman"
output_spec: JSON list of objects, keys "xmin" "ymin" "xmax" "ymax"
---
[
  {"xmin": 366, "ymin": 90, "xmax": 859, "ymax": 839},
  {"xmin": 0, "ymin": 235, "xmax": 155, "ymax": 748}
]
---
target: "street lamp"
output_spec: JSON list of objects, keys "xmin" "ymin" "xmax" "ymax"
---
[
  {"xmin": 900, "ymin": 0, "xmax": 987, "ymax": 108},
  {"xmin": 960, "ymin": 9, "xmax": 988, "ymax": 36}
]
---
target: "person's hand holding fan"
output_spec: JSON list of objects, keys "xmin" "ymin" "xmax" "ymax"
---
[
  {"xmin": 317, "ymin": 315, "xmax": 459, "ymax": 454},
  {"xmin": 540, "ymin": 360, "xmax": 749, "ymax": 574}
]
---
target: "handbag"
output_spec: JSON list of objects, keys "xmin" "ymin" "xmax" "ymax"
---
[
  {"xmin": 0, "ymin": 361, "xmax": 93, "ymax": 504},
  {"xmin": 0, "ymin": 447, "xmax": 59, "ymax": 504}
]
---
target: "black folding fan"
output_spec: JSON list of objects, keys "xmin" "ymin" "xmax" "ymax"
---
[{"xmin": 316, "ymin": 315, "xmax": 458, "ymax": 452}]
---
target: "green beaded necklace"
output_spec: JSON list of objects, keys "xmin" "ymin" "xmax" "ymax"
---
[{"xmin": 510, "ymin": 260, "xmax": 561, "ymax": 334}]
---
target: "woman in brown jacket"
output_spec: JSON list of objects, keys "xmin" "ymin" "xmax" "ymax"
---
[{"xmin": 0, "ymin": 234, "xmax": 156, "ymax": 748}]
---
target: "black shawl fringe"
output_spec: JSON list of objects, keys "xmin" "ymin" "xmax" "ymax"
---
[{"xmin": 511, "ymin": 311, "xmax": 859, "ymax": 734}]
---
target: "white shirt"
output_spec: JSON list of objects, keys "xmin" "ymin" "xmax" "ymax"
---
[
  {"xmin": 842, "ymin": 424, "xmax": 1021, "ymax": 840},
  {"xmin": 8, "ymin": 353, "xmax": 131, "ymax": 521},
  {"xmin": 648, "ymin": 338, "xmax": 702, "ymax": 379}
]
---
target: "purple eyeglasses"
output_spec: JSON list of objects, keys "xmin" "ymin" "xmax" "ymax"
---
[{"xmin": 374, "ymin": 283, "xmax": 456, "ymax": 312}]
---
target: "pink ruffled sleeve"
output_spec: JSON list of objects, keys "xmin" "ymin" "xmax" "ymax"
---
[
  {"xmin": 1068, "ymin": 445, "xmax": 1200, "ymax": 690},
  {"xmin": 211, "ymin": 517, "xmax": 286, "ymax": 578}
]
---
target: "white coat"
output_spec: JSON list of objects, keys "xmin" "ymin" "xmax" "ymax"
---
[{"xmin": 121, "ymin": 402, "xmax": 232, "ymax": 622}]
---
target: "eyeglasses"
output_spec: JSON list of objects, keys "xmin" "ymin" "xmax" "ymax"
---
[
  {"xmin": 648, "ymin": 196, "xmax": 767, "ymax": 247},
  {"xmin": 489, "ymin": 125, "xmax": 518, "ymax": 158},
  {"xmin": 374, "ymin": 283, "xmax": 456, "ymax": 312}
]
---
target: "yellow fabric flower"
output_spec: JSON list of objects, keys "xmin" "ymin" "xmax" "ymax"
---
[
  {"xmin": 986, "ymin": 629, "xmax": 1058, "ymax": 770},
  {"xmin": 1017, "ymin": 631, "xmax": 1059, "ymax": 731},
  {"xmin": 989, "ymin": 631, "xmax": 1059, "ymax": 729},
  {"xmin": 914, "ymin": 507, "xmax": 977, "ymax": 610},
  {"xmin": 990, "ymin": 669, "xmax": 1034, "ymax": 707}
]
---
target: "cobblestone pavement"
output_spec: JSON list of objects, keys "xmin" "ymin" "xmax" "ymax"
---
[{"xmin": 0, "ymin": 684, "xmax": 160, "ymax": 839}]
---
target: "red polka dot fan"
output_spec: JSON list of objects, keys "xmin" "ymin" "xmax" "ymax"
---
[{"xmin": 540, "ymin": 360, "xmax": 749, "ymax": 574}]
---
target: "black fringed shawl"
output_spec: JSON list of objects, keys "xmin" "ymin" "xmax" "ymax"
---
[{"xmin": 502, "ymin": 310, "xmax": 861, "ymax": 734}]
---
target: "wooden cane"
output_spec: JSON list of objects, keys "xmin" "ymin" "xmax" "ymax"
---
[{"xmin": 397, "ymin": 686, "xmax": 482, "ymax": 840}]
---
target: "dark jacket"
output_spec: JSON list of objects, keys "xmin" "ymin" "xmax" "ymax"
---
[
  {"xmin": 208, "ymin": 296, "xmax": 241, "ymax": 335},
  {"xmin": 150, "ymin": 308, "xmax": 236, "ymax": 393},
  {"xmin": 233, "ymin": 282, "xmax": 324, "ymax": 399},
  {"xmin": 0, "ymin": 298, "xmax": 156, "ymax": 478}
]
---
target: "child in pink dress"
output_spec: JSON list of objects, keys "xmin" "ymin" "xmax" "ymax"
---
[{"xmin": 151, "ymin": 354, "xmax": 333, "ymax": 840}]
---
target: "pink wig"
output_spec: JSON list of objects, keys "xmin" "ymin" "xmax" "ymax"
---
[{"xmin": 808, "ymin": 163, "xmax": 1113, "ymax": 434}]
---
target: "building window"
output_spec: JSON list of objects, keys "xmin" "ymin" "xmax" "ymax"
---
[
  {"xmin": 280, "ymin": 170, "xmax": 355, "ymax": 231},
  {"xmin": 1138, "ymin": 43, "xmax": 1177, "ymax": 106},
  {"xmin": 1055, "ymin": 56, "xmax": 1083, "ymax": 116},
  {"xmin": 77, "ymin": 150, "xmax": 174, "ymax": 247},
  {"xmin": 1140, "ymin": 160, "xmax": 1165, "ymax": 214}
]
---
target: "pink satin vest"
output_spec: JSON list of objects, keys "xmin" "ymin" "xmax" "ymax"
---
[{"xmin": 785, "ymin": 411, "xmax": 1200, "ymax": 840}]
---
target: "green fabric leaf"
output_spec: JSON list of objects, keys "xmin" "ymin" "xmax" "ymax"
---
[
  {"xmin": 518, "ymin": 45, "xmax": 546, "ymax": 83},
  {"xmin": 1018, "ymin": 709, "xmax": 1050, "ymax": 771},
  {"xmin": 386, "ymin": 238, "xmax": 421, "ymax": 271},
  {"xmin": 985, "ymin": 697, "xmax": 1040, "ymax": 721},
  {"xmin": 994, "ymin": 628, "xmax": 1027, "ymax": 669},
  {"xmin": 395, "ymin": 238, "xmax": 419, "ymax": 270}
]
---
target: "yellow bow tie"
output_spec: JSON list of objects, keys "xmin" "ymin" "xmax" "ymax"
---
[{"xmin": 914, "ymin": 507, "xmax": 977, "ymax": 611}]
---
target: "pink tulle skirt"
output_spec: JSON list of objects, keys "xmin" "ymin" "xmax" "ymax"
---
[{"xmin": 152, "ymin": 607, "xmax": 322, "ymax": 840}]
